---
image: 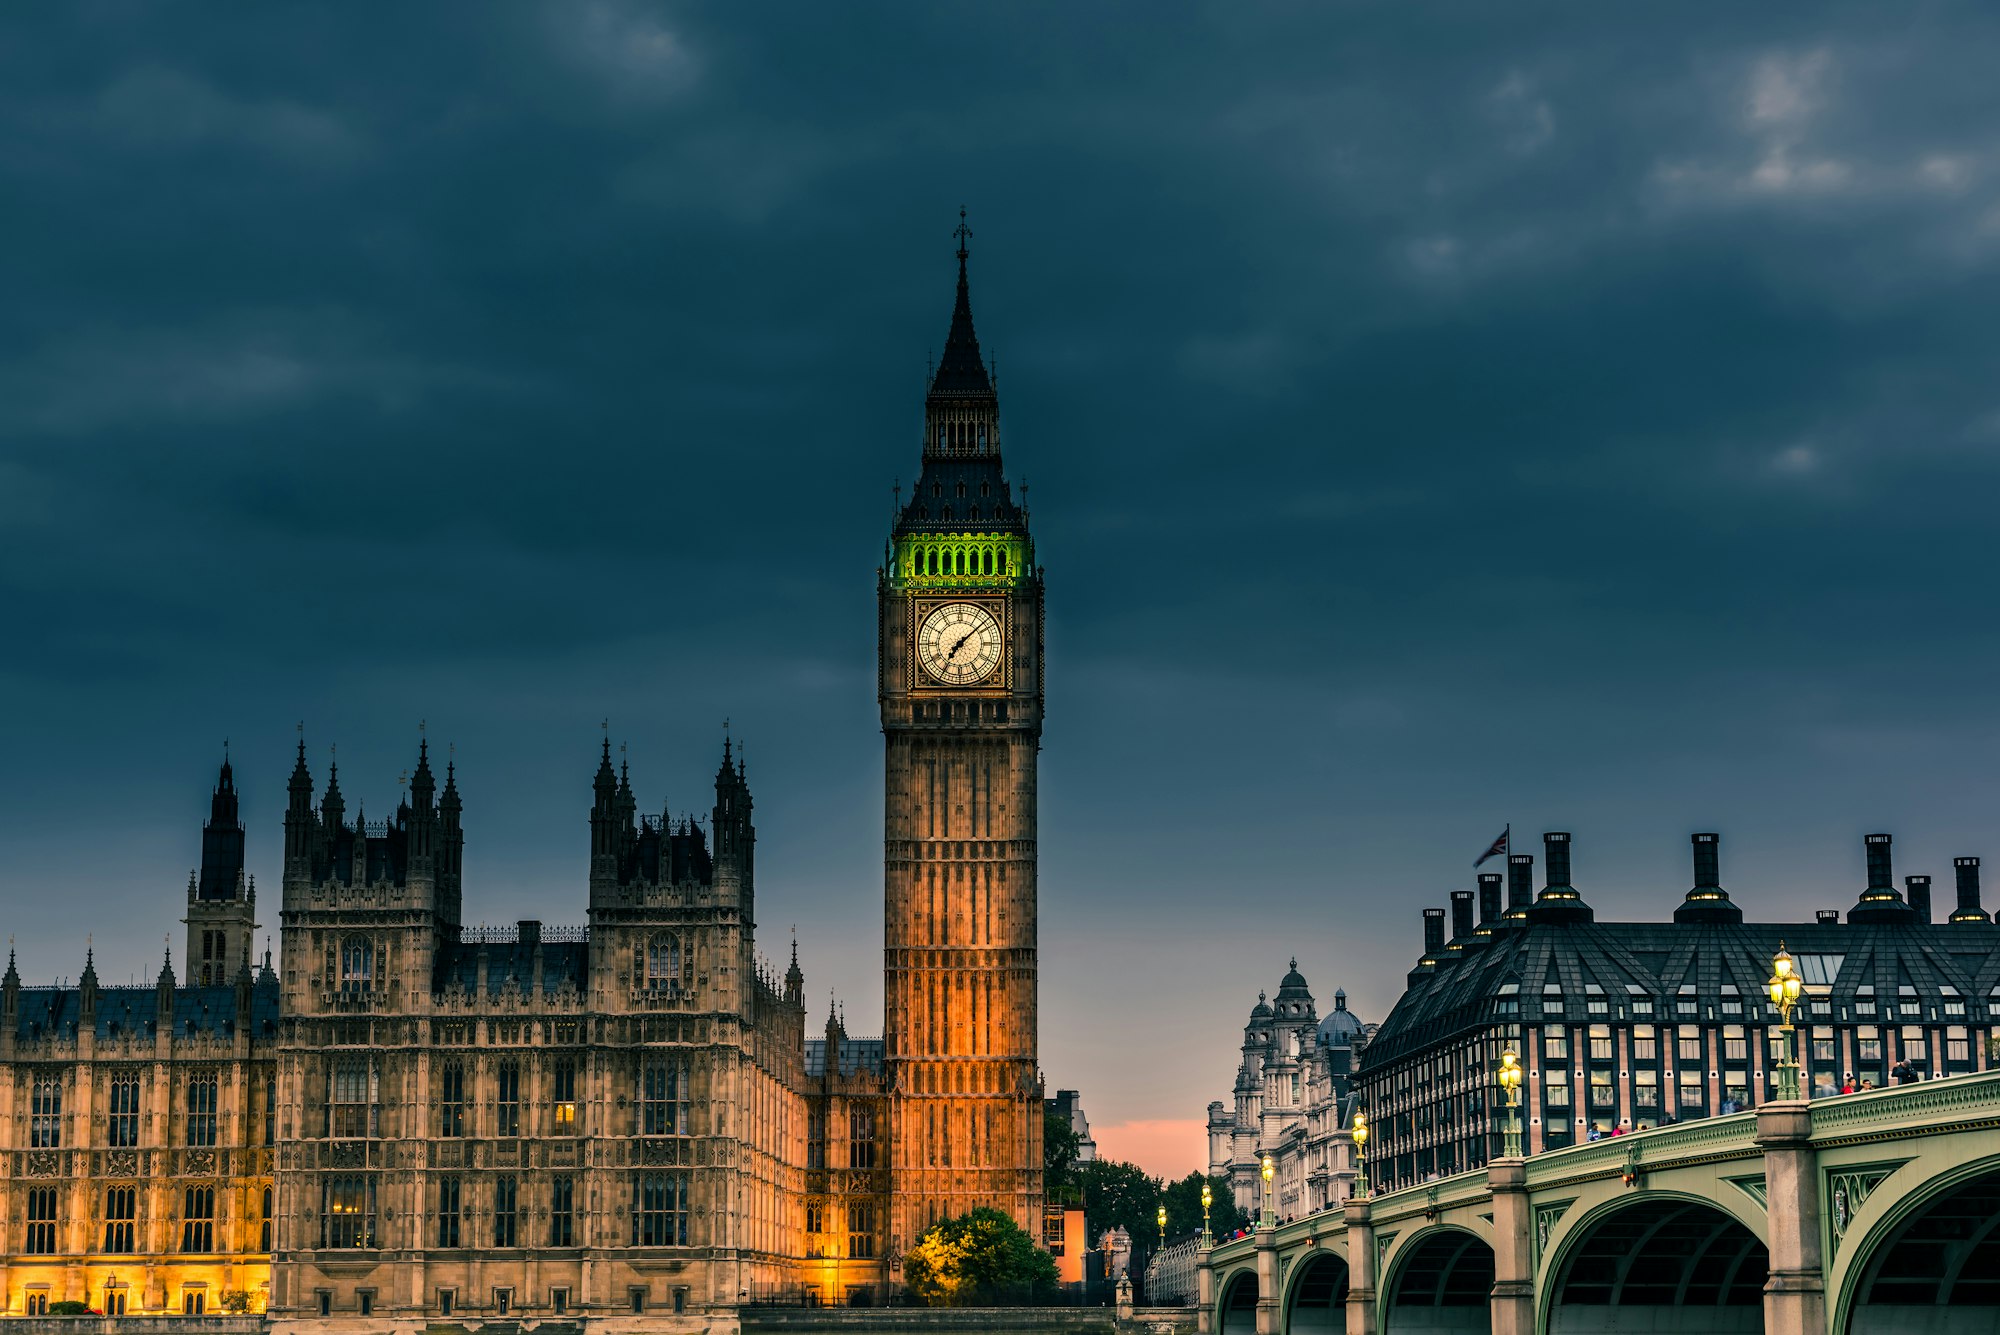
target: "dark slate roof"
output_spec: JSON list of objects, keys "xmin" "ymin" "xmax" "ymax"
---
[
  {"xmin": 805, "ymin": 1036, "xmax": 884, "ymax": 1078},
  {"xmin": 14, "ymin": 980, "xmax": 280, "ymax": 1042},
  {"xmin": 1363, "ymin": 918, "xmax": 2000, "ymax": 1069},
  {"xmin": 894, "ymin": 459, "xmax": 1027, "ymax": 535},
  {"xmin": 435, "ymin": 942, "xmax": 589, "ymax": 995}
]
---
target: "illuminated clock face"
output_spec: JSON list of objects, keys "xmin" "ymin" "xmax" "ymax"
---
[{"xmin": 917, "ymin": 602, "xmax": 1003, "ymax": 686}]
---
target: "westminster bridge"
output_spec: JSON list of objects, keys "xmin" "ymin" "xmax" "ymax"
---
[{"xmin": 1198, "ymin": 1069, "xmax": 2000, "ymax": 1335}]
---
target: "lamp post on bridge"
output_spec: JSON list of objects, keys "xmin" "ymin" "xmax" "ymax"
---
[
  {"xmin": 1498, "ymin": 1047, "xmax": 1524, "ymax": 1158},
  {"xmin": 1259, "ymin": 1154, "xmax": 1274, "ymax": 1229},
  {"xmin": 1768, "ymin": 941, "xmax": 1804, "ymax": 1101},
  {"xmin": 1351, "ymin": 1111, "xmax": 1369, "ymax": 1199},
  {"xmin": 1200, "ymin": 1180, "xmax": 1213, "ymax": 1251}
]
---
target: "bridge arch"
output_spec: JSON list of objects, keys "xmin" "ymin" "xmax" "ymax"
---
[
  {"xmin": 1380, "ymin": 1225, "xmax": 1495, "ymax": 1334},
  {"xmin": 1281, "ymin": 1246, "xmax": 1350, "ymax": 1335},
  {"xmin": 1835, "ymin": 1154, "xmax": 2000, "ymax": 1335},
  {"xmin": 1217, "ymin": 1267, "xmax": 1260, "ymax": 1335},
  {"xmin": 1542, "ymin": 1191, "xmax": 1768, "ymax": 1334}
]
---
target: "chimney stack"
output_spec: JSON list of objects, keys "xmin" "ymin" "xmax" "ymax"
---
[
  {"xmin": 1527, "ymin": 832, "xmax": 1593, "ymax": 923},
  {"xmin": 1866, "ymin": 833, "xmax": 1894, "ymax": 891},
  {"xmin": 1692, "ymin": 832, "xmax": 1720, "ymax": 888},
  {"xmin": 1952, "ymin": 857, "xmax": 1990, "ymax": 924},
  {"xmin": 1506, "ymin": 855, "xmax": 1534, "ymax": 918},
  {"xmin": 1478, "ymin": 873, "xmax": 1503, "ymax": 926},
  {"xmin": 1421, "ymin": 907, "xmax": 1446, "ymax": 961},
  {"xmin": 1545, "ymin": 831, "xmax": 1572, "ymax": 889},
  {"xmin": 1905, "ymin": 876, "xmax": 1932, "ymax": 924},
  {"xmin": 1675, "ymin": 832, "xmax": 1742, "ymax": 924},
  {"xmin": 1816, "ymin": 909, "xmax": 1840, "ymax": 925},
  {"xmin": 1450, "ymin": 890, "xmax": 1475, "ymax": 942},
  {"xmin": 1850, "ymin": 833, "xmax": 1918, "ymax": 924}
]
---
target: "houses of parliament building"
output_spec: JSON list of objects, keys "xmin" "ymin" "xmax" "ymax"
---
[{"xmin": 0, "ymin": 235, "xmax": 1046, "ymax": 1330}]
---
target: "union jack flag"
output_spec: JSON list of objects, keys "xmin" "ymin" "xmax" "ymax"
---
[{"xmin": 1474, "ymin": 825, "xmax": 1510, "ymax": 868}]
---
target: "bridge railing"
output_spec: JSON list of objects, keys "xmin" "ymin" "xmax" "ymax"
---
[{"xmin": 1204, "ymin": 1067, "xmax": 2000, "ymax": 1274}]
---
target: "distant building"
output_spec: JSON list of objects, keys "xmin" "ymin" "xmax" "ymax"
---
[
  {"xmin": 1358, "ymin": 831, "xmax": 2000, "ymax": 1193},
  {"xmin": 1045, "ymin": 1088, "xmax": 1097, "ymax": 1164},
  {"xmin": 1098, "ymin": 1226, "xmax": 1133, "ymax": 1282},
  {"xmin": 1206, "ymin": 961, "xmax": 1369, "ymax": 1223}
]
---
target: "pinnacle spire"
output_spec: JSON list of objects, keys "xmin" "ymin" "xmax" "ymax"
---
[{"xmin": 929, "ymin": 207, "xmax": 993, "ymax": 399}]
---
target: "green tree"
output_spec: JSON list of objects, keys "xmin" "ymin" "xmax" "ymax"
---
[
  {"xmin": 1044, "ymin": 1107, "xmax": 1084, "ymax": 1203},
  {"xmin": 1077, "ymin": 1157, "xmax": 1162, "ymax": 1251},
  {"xmin": 903, "ymin": 1207, "xmax": 1059, "ymax": 1307},
  {"xmin": 1161, "ymin": 1170, "xmax": 1247, "ymax": 1239}
]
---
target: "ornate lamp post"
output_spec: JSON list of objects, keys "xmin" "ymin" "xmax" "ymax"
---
[
  {"xmin": 1157, "ymin": 1204, "xmax": 1167, "ymax": 1249},
  {"xmin": 1497, "ymin": 1048, "xmax": 1524, "ymax": 1158},
  {"xmin": 1350, "ymin": 1112, "xmax": 1369, "ymax": 1199},
  {"xmin": 1200, "ymin": 1181, "xmax": 1213, "ymax": 1250},
  {"xmin": 1259, "ymin": 1153, "xmax": 1275, "ymax": 1229},
  {"xmin": 1768, "ymin": 941, "xmax": 1804, "ymax": 1101}
]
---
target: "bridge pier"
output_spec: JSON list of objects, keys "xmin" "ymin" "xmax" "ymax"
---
[
  {"xmin": 1486, "ymin": 1157, "xmax": 1535, "ymax": 1335},
  {"xmin": 1341, "ymin": 1196, "xmax": 1376, "ymax": 1335},
  {"xmin": 1256, "ymin": 1222, "xmax": 1279, "ymax": 1335},
  {"xmin": 1757, "ymin": 1101, "xmax": 1827, "ymax": 1335},
  {"xmin": 1197, "ymin": 1245, "xmax": 1214, "ymax": 1334}
]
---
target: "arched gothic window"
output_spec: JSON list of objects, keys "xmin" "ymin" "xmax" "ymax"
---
[
  {"xmin": 646, "ymin": 936, "xmax": 683, "ymax": 993},
  {"xmin": 339, "ymin": 937, "xmax": 373, "ymax": 993}
]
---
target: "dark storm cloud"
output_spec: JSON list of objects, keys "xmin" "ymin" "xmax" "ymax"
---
[{"xmin": 4, "ymin": 0, "xmax": 2000, "ymax": 1161}]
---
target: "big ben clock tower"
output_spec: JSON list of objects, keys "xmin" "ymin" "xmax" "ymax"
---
[{"xmin": 881, "ymin": 216, "xmax": 1044, "ymax": 1249}]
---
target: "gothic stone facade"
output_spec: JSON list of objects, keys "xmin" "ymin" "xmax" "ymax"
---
[{"xmin": 0, "ymin": 242, "xmax": 1039, "ymax": 1328}]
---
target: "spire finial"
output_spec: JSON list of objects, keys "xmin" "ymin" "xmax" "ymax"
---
[{"xmin": 954, "ymin": 206, "xmax": 971, "ymax": 264}]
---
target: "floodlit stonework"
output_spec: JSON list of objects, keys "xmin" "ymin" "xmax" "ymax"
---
[{"xmin": 0, "ymin": 241, "xmax": 1041, "ymax": 1331}]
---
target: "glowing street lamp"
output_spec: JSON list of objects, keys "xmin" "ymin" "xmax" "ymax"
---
[
  {"xmin": 1259, "ymin": 1154, "xmax": 1275, "ymax": 1229},
  {"xmin": 1157, "ymin": 1204, "xmax": 1167, "ymax": 1249},
  {"xmin": 1200, "ymin": 1181, "xmax": 1213, "ymax": 1251},
  {"xmin": 1350, "ymin": 1112, "xmax": 1369, "ymax": 1199},
  {"xmin": 1497, "ymin": 1048, "xmax": 1524, "ymax": 1158},
  {"xmin": 1768, "ymin": 941, "xmax": 1804, "ymax": 1101}
]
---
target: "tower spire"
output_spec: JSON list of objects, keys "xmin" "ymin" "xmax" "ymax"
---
[{"xmin": 929, "ymin": 207, "xmax": 993, "ymax": 400}]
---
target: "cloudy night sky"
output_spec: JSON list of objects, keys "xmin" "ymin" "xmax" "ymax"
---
[{"xmin": 5, "ymin": 2, "xmax": 2000, "ymax": 1177}]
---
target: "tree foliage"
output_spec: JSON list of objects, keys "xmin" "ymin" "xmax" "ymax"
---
[
  {"xmin": 1044, "ymin": 1107, "xmax": 1085, "ymax": 1202},
  {"xmin": 1077, "ymin": 1156, "xmax": 1162, "ymax": 1249},
  {"xmin": 903, "ymin": 1207, "xmax": 1059, "ymax": 1307},
  {"xmin": 1161, "ymin": 1170, "xmax": 1247, "ymax": 1239}
]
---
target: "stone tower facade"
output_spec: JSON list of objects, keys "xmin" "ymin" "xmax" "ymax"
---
[
  {"xmin": 879, "ymin": 223, "xmax": 1045, "ymax": 1248},
  {"xmin": 186, "ymin": 753, "xmax": 258, "ymax": 986}
]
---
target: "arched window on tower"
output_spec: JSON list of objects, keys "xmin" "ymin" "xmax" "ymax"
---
[
  {"xmin": 339, "ymin": 937, "xmax": 373, "ymax": 994},
  {"xmin": 646, "ymin": 936, "xmax": 683, "ymax": 995}
]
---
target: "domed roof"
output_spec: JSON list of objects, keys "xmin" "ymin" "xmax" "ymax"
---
[
  {"xmin": 1316, "ymin": 988, "xmax": 1365, "ymax": 1045},
  {"xmin": 1276, "ymin": 957, "xmax": 1311, "ymax": 1000},
  {"xmin": 1249, "ymin": 990, "xmax": 1272, "ymax": 1019}
]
